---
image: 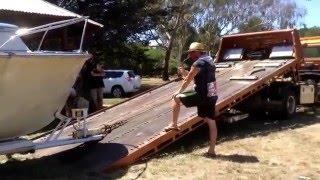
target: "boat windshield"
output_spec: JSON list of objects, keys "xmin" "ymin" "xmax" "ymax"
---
[
  {"xmin": 0, "ymin": 23, "xmax": 29, "ymax": 51},
  {"xmin": 0, "ymin": 17, "xmax": 89, "ymax": 53}
]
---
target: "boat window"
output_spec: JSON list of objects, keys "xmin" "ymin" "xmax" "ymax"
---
[{"xmin": 0, "ymin": 31, "xmax": 29, "ymax": 52}]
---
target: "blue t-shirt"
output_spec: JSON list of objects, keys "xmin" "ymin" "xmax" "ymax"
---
[{"xmin": 192, "ymin": 55, "xmax": 218, "ymax": 101}]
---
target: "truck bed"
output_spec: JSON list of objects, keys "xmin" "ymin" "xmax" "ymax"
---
[{"xmin": 33, "ymin": 59, "xmax": 297, "ymax": 171}]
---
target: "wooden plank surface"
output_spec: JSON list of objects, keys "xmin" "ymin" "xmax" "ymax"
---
[{"xmin": 32, "ymin": 59, "xmax": 297, "ymax": 171}]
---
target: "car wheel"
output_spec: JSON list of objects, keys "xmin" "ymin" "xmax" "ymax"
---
[{"xmin": 111, "ymin": 86, "xmax": 124, "ymax": 98}]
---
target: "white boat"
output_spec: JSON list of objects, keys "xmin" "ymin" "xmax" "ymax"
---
[{"xmin": 0, "ymin": 18, "xmax": 91, "ymax": 140}]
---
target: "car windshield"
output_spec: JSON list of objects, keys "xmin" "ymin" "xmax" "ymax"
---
[
  {"xmin": 105, "ymin": 71, "xmax": 123, "ymax": 78},
  {"xmin": 127, "ymin": 71, "xmax": 135, "ymax": 78}
]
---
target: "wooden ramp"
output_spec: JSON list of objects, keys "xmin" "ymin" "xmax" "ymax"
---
[{"xmin": 33, "ymin": 59, "xmax": 297, "ymax": 171}]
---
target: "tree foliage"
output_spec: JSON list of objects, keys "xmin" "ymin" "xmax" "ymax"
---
[
  {"xmin": 48, "ymin": 0, "xmax": 167, "ymax": 75},
  {"xmin": 195, "ymin": 0, "xmax": 306, "ymax": 51},
  {"xmin": 153, "ymin": 0, "xmax": 306, "ymax": 79},
  {"xmin": 48, "ymin": 0, "xmax": 307, "ymax": 78},
  {"xmin": 151, "ymin": 0, "xmax": 199, "ymax": 80},
  {"xmin": 299, "ymin": 26, "xmax": 320, "ymax": 37}
]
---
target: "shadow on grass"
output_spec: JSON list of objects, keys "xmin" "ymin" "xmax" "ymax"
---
[
  {"xmin": 216, "ymin": 154, "xmax": 259, "ymax": 163},
  {"xmin": 201, "ymin": 153, "xmax": 260, "ymax": 163},
  {"xmin": 152, "ymin": 110, "xmax": 320, "ymax": 159},
  {"xmin": 0, "ymin": 142, "xmax": 129, "ymax": 180}
]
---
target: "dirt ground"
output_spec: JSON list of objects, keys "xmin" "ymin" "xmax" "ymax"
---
[
  {"xmin": 0, "ymin": 107, "xmax": 319, "ymax": 179},
  {"xmin": 108, "ymin": 109, "xmax": 320, "ymax": 180}
]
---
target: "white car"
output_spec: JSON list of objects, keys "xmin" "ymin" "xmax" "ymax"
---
[{"xmin": 103, "ymin": 70, "xmax": 141, "ymax": 97}]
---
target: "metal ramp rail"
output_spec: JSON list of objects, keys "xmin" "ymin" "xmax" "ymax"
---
[{"xmin": 32, "ymin": 59, "xmax": 297, "ymax": 170}]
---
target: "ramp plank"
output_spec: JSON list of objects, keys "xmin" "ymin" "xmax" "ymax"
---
[{"xmin": 32, "ymin": 59, "xmax": 297, "ymax": 171}]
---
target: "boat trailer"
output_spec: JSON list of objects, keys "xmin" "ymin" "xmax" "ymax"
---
[{"xmin": 0, "ymin": 108, "xmax": 107, "ymax": 155}]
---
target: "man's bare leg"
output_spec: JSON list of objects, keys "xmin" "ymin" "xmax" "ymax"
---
[
  {"xmin": 165, "ymin": 96, "xmax": 181, "ymax": 131},
  {"xmin": 90, "ymin": 89, "xmax": 98, "ymax": 111},
  {"xmin": 97, "ymin": 88, "xmax": 104, "ymax": 110},
  {"xmin": 206, "ymin": 118, "xmax": 217, "ymax": 155}
]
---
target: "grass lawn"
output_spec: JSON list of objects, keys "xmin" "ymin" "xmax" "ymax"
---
[
  {"xmin": 1, "ymin": 77, "xmax": 319, "ymax": 179},
  {"xmin": 108, "ymin": 109, "xmax": 320, "ymax": 179},
  {"xmin": 0, "ymin": 109, "xmax": 319, "ymax": 179}
]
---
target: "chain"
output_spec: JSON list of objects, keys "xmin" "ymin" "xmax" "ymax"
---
[{"xmin": 103, "ymin": 119, "xmax": 129, "ymax": 134}]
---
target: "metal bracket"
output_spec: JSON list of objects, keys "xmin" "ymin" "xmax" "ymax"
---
[
  {"xmin": 0, "ymin": 107, "xmax": 106, "ymax": 155},
  {"xmin": 32, "ymin": 107, "xmax": 106, "ymax": 151},
  {"xmin": 216, "ymin": 64, "xmax": 232, "ymax": 68},
  {"xmin": 230, "ymin": 75, "xmax": 258, "ymax": 80},
  {"xmin": 215, "ymin": 62, "xmax": 235, "ymax": 68},
  {"xmin": 229, "ymin": 68, "xmax": 264, "ymax": 81},
  {"xmin": 247, "ymin": 68, "xmax": 266, "ymax": 76},
  {"xmin": 254, "ymin": 63, "xmax": 283, "ymax": 68},
  {"xmin": 254, "ymin": 60, "xmax": 287, "ymax": 68}
]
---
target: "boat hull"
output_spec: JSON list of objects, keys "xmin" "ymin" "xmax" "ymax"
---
[{"xmin": 0, "ymin": 53, "xmax": 90, "ymax": 140}]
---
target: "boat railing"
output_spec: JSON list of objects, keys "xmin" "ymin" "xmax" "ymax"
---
[{"xmin": 1, "ymin": 17, "xmax": 90, "ymax": 53}]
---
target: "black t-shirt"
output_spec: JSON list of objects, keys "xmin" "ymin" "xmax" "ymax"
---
[
  {"xmin": 192, "ymin": 55, "xmax": 217, "ymax": 101},
  {"xmin": 90, "ymin": 69, "xmax": 105, "ymax": 89},
  {"xmin": 86, "ymin": 64, "xmax": 105, "ymax": 89}
]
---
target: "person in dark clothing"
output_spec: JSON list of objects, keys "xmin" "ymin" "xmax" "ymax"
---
[
  {"xmin": 165, "ymin": 42, "xmax": 218, "ymax": 156},
  {"xmin": 88, "ymin": 61, "xmax": 105, "ymax": 112}
]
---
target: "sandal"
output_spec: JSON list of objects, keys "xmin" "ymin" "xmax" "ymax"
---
[{"xmin": 164, "ymin": 126, "xmax": 180, "ymax": 132}]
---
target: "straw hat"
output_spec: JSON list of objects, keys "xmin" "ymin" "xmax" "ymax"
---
[{"xmin": 188, "ymin": 42, "xmax": 206, "ymax": 52}]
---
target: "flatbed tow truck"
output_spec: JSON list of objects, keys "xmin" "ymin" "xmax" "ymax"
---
[{"xmin": 14, "ymin": 29, "xmax": 319, "ymax": 171}]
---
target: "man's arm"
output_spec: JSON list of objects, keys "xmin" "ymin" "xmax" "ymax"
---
[
  {"xmin": 178, "ymin": 63, "xmax": 189, "ymax": 78},
  {"xmin": 176, "ymin": 66, "xmax": 200, "ymax": 94}
]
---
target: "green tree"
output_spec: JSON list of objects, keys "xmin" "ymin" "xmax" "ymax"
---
[
  {"xmin": 238, "ymin": 17, "xmax": 268, "ymax": 33},
  {"xmin": 48, "ymin": 0, "xmax": 307, "ymax": 78},
  {"xmin": 299, "ymin": 26, "xmax": 320, "ymax": 37},
  {"xmin": 48, "ymin": 0, "xmax": 168, "ymax": 75},
  {"xmin": 195, "ymin": 0, "xmax": 306, "ymax": 51},
  {"xmin": 152, "ymin": 0, "xmax": 199, "ymax": 80}
]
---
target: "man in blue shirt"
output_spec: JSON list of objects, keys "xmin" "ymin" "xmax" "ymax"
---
[{"xmin": 165, "ymin": 42, "xmax": 218, "ymax": 156}]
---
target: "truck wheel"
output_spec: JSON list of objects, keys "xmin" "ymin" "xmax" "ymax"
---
[
  {"xmin": 280, "ymin": 92, "xmax": 296, "ymax": 118},
  {"xmin": 111, "ymin": 86, "xmax": 124, "ymax": 98}
]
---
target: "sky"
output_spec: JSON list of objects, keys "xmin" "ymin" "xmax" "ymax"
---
[
  {"xmin": 296, "ymin": 0, "xmax": 320, "ymax": 27},
  {"xmin": 150, "ymin": 0, "xmax": 319, "ymax": 46}
]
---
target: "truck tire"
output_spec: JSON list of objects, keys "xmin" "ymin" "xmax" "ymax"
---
[
  {"xmin": 280, "ymin": 91, "xmax": 296, "ymax": 118},
  {"xmin": 111, "ymin": 86, "xmax": 125, "ymax": 98}
]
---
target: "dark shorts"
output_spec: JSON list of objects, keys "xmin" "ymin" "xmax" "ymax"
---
[{"xmin": 178, "ymin": 91, "xmax": 217, "ymax": 119}]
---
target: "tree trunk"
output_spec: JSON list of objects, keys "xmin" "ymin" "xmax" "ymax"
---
[{"xmin": 162, "ymin": 36, "xmax": 174, "ymax": 81}]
